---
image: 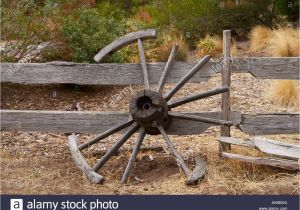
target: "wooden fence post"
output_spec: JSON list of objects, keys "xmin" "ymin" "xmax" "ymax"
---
[{"xmin": 219, "ymin": 30, "xmax": 232, "ymax": 156}]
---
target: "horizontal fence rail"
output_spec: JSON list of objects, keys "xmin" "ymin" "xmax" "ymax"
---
[
  {"xmin": 234, "ymin": 57, "xmax": 299, "ymax": 79},
  {"xmin": 0, "ymin": 110, "xmax": 243, "ymax": 135},
  {"xmin": 240, "ymin": 113, "xmax": 300, "ymax": 135},
  {"xmin": 1, "ymin": 110, "xmax": 299, "ymax": 135},
  {"xmin": 1, "ymin": 57, "xmax": 299, "ymax": 85},
  {"xmin": 0, "ymin": 62, "xmax": 215, "ymax": 85}
]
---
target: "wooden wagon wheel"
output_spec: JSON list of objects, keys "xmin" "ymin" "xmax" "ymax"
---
[{"xmin": 68, "ymin": 29, "xmax": 234, "ymax": 185}]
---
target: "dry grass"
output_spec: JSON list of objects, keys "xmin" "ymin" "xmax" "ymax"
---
[
  {"xmin": 249, "ymin": 26, "xmax": 299, "ymax": 56},
  {"xmin": 1, "ymin": 74, "xmax": 299, "ymax": 195},
  {"xmin": 249, "ymin": 26, "xmax": 271, "ymax": 52},
  {"xmin": 231, "ymin": 39, "xmax": 238, "ymax": 57},
  {"xmin": 149, "ymin": 29, "xmax": 189, "ymax": 62},
  {"xmin": 153, "ymin": 35, "xmax": 189, "ymax": 62},
  {"xmin": 249, "ymin": 26, "xmax": 300, "ymax": 107},
  {"xmin": 195, "ymin": 35, "xmax": 238, "ymax": 57},
  {"xmin": 1, "ymin": 132, "xmax": 299, "ymax": 195},
  {"xmin": 270, "ymin": 80, "xmax": 299, "ymax": 107},
  {"xmin": 262, "ymin": 27, "xmax": 299, "ymax": 107},
  {"xmin": 196, "ymin": 35, "xmax": 223, "ymax": 57},
  {"xmin": 268, "ymin": 27, "xmax": 299, "ymax": 57},
  {"xmin": 129, "ymin": 29, "xmax": 189, "ymax": 63}
]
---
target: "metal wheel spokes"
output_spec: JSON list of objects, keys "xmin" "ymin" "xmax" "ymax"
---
[{"xmin": 69, "ymin": 29, "xmax": 231, "ymax": 185}]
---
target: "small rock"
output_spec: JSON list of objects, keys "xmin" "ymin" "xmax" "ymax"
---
[
  {"xmin": 149, "ymin": 155, "xmax": 154, "ymax": 161},
  {"xmin": 134, "ymin": 176, "xmax": 144, "ymax": 183}
]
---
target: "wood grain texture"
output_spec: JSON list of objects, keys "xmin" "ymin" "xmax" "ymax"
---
[
  {"xmin": 158, "ymin": 124, "xmax": 191, "ymax": 176},
  {"xmin": 218, "ymin": 136, "xmax": 300, "ymax": 160},
  {"xmin": 94, "ymin": 29, "xmax": 157, "ymax": 62},
  {"xmin": 168, "ymin": 86, "xmax": 229, "ymax": 109},
  {"xmin": 157, "ymin": 44, "xmax": 178, "ymax": 93},
  {"xmin": 68, "ymin": 134, "xmax": 104, "ymax": 184},
  {"xmin": 218, "ymin": 136, "xmax": 255, "ymax": 148},
  {"xmin": 186, "ymin": 155, "xmax": 206, "ymax": 185},
  {"xmin": 0, "ymin": 62, "xmax": 215, "ymax": 85},
  {"xmin": 220, "ymin": 30, "xmax": 232, "ymax": 153},
  {"xmin": 93, "ymin": 123, "xmax": 140, "ymax": 172},
  {"xmin": 137, "ymin": 39, "xmax": 150, "ymax": 89},
  {"xmin": 1, "ymin": 58, "xmax": 299, "ymax": 85},
  {"xmin": 121, "ymin": 127, "xmax": 146, "ymax": 184},
  {"xmin": 241, "ymin": 113, "xmax": 299, "ymax": 135},
  {"xmin": 164, "ymin": 55, "xmax": 210, "ymax": 101},
  {"xmin": 252, "ymin": 137, "xmax": 300, "ymax": 160},
  {"xmin": 0, "ymin": 110, "xmax": 241, "ymax": 135},
  {"xmin": 222, "ymin": 152, "xmax": 299, "ymax": 171},
  {"xmin": 168, "ymin": 112, "xmax": 235, "ymax": 126},
  {"xmin": 2, "ymin": 110, "xmax": 298, "ymax": 135},
  {"xmin": 232, "ymin": 57, "xmax": 300, "ymax": 80},
  {"xmin": 78, "ymin": 120, "xmax": 134, "ymax": 150}
]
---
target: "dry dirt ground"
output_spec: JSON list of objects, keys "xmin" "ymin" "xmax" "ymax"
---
[{"xmin": 1, "ymin": 42, "xmax": 299, "ymax": 195}]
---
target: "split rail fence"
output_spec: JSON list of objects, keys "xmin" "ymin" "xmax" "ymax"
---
[{"xmin": 1, "ymin": 31, "xmax": 299, "ymax": 170}]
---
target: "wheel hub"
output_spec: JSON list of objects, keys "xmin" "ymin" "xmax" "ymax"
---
[{"xmin": 129, "ymin": 90, "xmax": 169, "ymax": 134}]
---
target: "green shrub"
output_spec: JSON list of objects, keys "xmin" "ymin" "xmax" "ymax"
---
[
  {"xmin": 60, "ymin": 7, "xmax": 129, "ymax": 63},
  {"xmin": 0, "ymin": 1, "xmax": 56, "ymax": 62},
  {"xmin": 145, "ymin": 0, "xmax": 290, "ymax": 44},
  {"xmin": 96, "ymin": 1, "xmax": 126, "ymax": 21},
  {"xmin": 146, "ymin": 0, "xmax": 222, "ymax": 44}
]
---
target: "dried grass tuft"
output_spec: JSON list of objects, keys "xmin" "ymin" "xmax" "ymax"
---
[
  {"xmin": 249, "ymin": 26, "xmax": 271, "ymax": 52},
  {"xmin": 129, "ymin": 29, "xmax": 189, "ymax": 63},
  {"xmin": 196, "ymin": 35, "xmax": 223, "ymax": 57},
  {"xmin": 264, "ymin": 27, "xmax": 300, "ymax": 107},
  {"xmin": 195, "ymin": 35, "xmax": 238, "ymax": 57},
  {"xmin": 267, "ymin": 27, "xmax": 299, "ymax": 57},
  {"xmin": 249, "ymin": 26, "xmax": 299, "ymax": 56},
  {"xmin": 270, "ymin": 80, "xmax": 299, "ymax": 107}
]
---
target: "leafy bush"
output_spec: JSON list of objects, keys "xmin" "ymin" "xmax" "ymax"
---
[
  {"xmin": 96, "ymin": 1, "xmax": 126, "ymax": 21},
  {"xmin": 0, "ymin": 1, "xmax": 56, "ymax": 62},
  {"xmin": 96, "ymin": 0, "xmax": 151, "ymax": 14},
  {"xmin": 144, "ymin": 0, "xmax": 293, "ymax": 44},
  {"xmin": 146, "ymin": 0, "xmax": 221, "ymax": 44},
  {"xmin": 60, "ymin": 7, "xmax": 129, "ymax": 63},
  {"xmin": 243, "ymin": 0, "xmax": 284, "ymax": 28}
]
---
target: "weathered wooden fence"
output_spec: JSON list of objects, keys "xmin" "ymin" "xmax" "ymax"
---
[
  {"xmin": 1, "ymin": 58, "xmax": 299, "ymax": 135},
  {"xmin": 0, "ymin": 30, "xmax": 299, "ymax": 171}
]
